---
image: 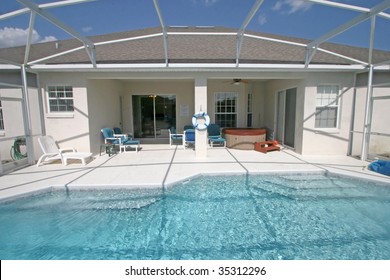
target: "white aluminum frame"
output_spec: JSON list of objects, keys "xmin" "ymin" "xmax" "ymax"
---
[
  {"xmin": 305, "ymin": 0, "xmax": 390, "ymax": 67},
  {"xmin": 16, "ymin": 0, "xmax": 96, "ymax": 66},
  {"xmin": 1, "ymin": 0, "xmax": 390, "ymax": 163},
  {"xmin": 236, "ymin": 0, "xmax": 265, "ymax": 66},
  {"xmin": 1, "ymin": 0, "xmax": 388, "ymax": 69}
]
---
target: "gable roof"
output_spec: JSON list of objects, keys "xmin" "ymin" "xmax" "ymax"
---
[{"xmin": 1, "ymin": 26, "xmax": 390, "ymax": 68}]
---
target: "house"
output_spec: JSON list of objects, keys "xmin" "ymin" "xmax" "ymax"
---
[{"xmin": 1, "ymin": 22, "xmax": 390, "ymax": 174}]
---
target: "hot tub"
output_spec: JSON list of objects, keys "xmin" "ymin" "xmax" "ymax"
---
[{"xmin": 223, "ymin": 128, "xmax": 266, "ymax": 150}]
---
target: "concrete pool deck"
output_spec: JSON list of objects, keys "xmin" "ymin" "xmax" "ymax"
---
[{"xmin": 1, "ymin": 144, "xmax": 389, "ymax": 201}]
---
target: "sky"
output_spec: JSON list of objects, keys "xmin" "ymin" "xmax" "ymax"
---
[{"xmin": 0, "ymin": 0, "xmax": 389, "ymax": 51}]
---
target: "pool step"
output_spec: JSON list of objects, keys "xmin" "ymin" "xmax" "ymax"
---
[{"xmin": 247, "ymin": 174, "xmax": 373, "ymax": 201}]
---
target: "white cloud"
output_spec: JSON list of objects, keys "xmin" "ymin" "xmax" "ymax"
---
[
  {"xmin": 192, "ymin": 0, "xmax": 218, "ymax": 6},
  {"xmin": 204, "ymin": 0, "xmax": 218, "ymax": 5},
  {"xmin": 40, "ymin": 35, "xmax": 57, "ymax": 43},
  {"xmin": 258, "ymin": 14, "xmax": 267, "ymax": 25},
  {"xmin": 82, "ymin": 26, "xmax": 93, "ymax": 33},
  {"xmin": 273, "ymin": 1, "xmax": 284, "ymax": 11},
  {"xmin": 0, "ymin": 27, "xmax": 57, "ymax": 48},
  {"xmin": 272, "ymin": 0, "xmax": 313, "ymax": 14}
]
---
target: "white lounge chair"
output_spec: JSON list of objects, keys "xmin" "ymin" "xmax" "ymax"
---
[{"xmin": 37, "ymin": 135, "xmax": 92, "ymax": 166}]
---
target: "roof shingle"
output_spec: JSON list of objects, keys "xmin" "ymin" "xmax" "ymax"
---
[{"xmin": 1, "ymin": 26, "xmax": 389, "ymax": 66}]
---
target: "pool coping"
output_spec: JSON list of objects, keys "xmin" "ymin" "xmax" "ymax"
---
[
  {"xmin": 0, "ymin": 144, "xmax": 389, "ymax": 202},
  {"xmin": 1, "ymin": 169, "xmax": 388, "ymax": 204}
]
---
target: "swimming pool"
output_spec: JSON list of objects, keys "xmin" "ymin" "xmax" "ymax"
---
[{"xmin": 0, "ymin": 173, "xmax": 389, "ymax": 260}]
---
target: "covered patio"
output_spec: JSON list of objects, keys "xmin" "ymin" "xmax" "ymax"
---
[
  {"xmin": 1, "ymin": 0, "xmax": 390, "ymax": 179},
  {"xmin": 1, "ymin": 144, "xmax": 389, "ymax": 202}
]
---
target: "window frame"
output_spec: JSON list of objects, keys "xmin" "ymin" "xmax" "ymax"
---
[
  {"xmin": 247, "ymin": 92, "xmax": 253, "ymax": 127},
  {"xmin": 46, "ymin": 85, "xmax": 74, "ymax": 113},
  {"xmin": 214, "ymin": 92, "xmax": 238, "ymax": 128},
  {"xmin": 314, "ymin": 85, "xmax": 340, "ymax": 130}
]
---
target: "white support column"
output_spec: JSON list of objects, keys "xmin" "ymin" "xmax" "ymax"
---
[
  {"xmin": 21, "ymin": 64, "xmax": 35, "ymax": 165},
  {"xmin": 194, "ymin": 77, "xmax": 208, "ymax": 158},
  {"xmin": 153, "ymin": 0, "xmax": 169, "ymax": 66},
  {"xmin": 361, "ymin": 65, "xmax": 374, "ymax": 162},
  {"xmin": 24, "ymin": 11, "xmax": 36, "ymax": 64},
  {"xmin": 361, "ymin": 15, "xmax": 377, "ymax": 162},
  {"xmin": 236, "ymin": 0, "xmax": 265, "ymax": 66}
]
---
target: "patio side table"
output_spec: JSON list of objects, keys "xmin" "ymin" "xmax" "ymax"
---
[{"xmin": 100, "ymin": 143, "xmax": 116, "ymax": 156}]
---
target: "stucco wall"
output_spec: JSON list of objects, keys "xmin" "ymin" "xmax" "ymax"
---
[
  {"xmin": 87, "ymin": 79, "xmax": 124, "ymax": 154},
  {"xmin": 251, "ymin": 82, "xmax": 266, "ymax": 128},
  {"xmin": 39, "ymin": 73, "xmax": 91, "ymax": 153},
  {"xmin": 370, "ymin": 86, "xmax": 390, "ymax": 156},
  {"xmin": 263, "ymin": 73, "xmax": 357, "ymax": 156},
  {"xmin": 28, "ymin": 87, "xmax": 43, "ymax": 160},
  {"xmin": 350, "ymin": 87, "xmax": 365, "ymax": 156},
  {"xmin": 351, "ymin": 86, "xmax": 390, "ymax": 157},
  {"xmin": 0, "ymin": 87, "xmax": 41, "ymax": 165},
  {"xmin": 0, "ymin": 88, "xmax": 25, "ymax": 162},
  {"xmin": 351, "ymin": 71, "xmax": 390, "ymax": 157},
  {"xmin": 356, "ymin": 72, "xmax": 390, "ymax": 88},
  {"xmin": 32, "ymin": 70, "xmax": 386, "ymax": 158},
  {"xmin": 301, "ymin": 73, "xmax": 355, "ymax": 155}
]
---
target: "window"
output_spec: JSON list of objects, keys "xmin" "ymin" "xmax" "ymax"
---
[
  {"xmin": 47, "ymin": 86, "xmax": 74, "ymax": 112},
  {"xmin": 247, "ymin": 92, "xmax": 253, "ymax": 127},
  {"xmin": 215, "ymin": 92, "xmax": 237, "ymax": 128},
  {"xmin": 0, "ymin": 100, "xmax": 4, "ymax": 130},
  {"xmin": 315, "ymin": 85, "xmax": 339, "ymax": 128}
]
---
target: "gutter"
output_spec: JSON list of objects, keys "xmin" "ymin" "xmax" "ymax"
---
[{"xmin": 27, "ymin": 63, "xmax": 368, "ymax": 72}]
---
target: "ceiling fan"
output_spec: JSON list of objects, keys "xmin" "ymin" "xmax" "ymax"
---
[{"xmin": 231, "ymin": 78, "xmax": 249, "ymax": 85}]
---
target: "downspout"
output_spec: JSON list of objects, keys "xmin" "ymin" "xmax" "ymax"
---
[{"xmin": 20, "ymin": 64, "xmax": 35, "ymax": 165}]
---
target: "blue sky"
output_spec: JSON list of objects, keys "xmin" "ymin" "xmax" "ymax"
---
[{"xmin": 0, "ymin": 0, "xmax": 389, "ymax": 50}]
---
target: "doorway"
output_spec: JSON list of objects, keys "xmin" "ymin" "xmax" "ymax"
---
[
  {"xmin": 132, "ymin": 94, "xmax": 176, "ymax": 140},
  {"xmin": 276, "ymin": 88, "xmax": 297, "ymax": 149}
]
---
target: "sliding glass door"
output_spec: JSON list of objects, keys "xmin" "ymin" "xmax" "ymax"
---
[
  {"xmin": 132, "ymin": 94, "xmax": 176, "ymax": 138},
  {"xmin": 276, "ymin": 88, "xmax": 296, "ymax": 149}
]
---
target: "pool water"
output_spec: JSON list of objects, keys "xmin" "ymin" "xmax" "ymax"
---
[{"xmin": 0, "ymin": 174, "xmax": 389, "ymax": 260}]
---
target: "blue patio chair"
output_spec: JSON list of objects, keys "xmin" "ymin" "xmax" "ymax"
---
[
  {"xmin": 169, "ymin": 127, "xmax": 184, "ymax": 148},
  {"xmin": 207, "ymin": 124, "xmax": 226, "ymax": 147},
  {"xmin": 184, "ymin": 124, "xmax": 194, "ymax": 130},
  {"xmin": 101, "ymin": 127, "xmax": 140, "ymax": 153},
  {"xmin": 113, "ymin": 127, "xmax": 133, "ymax": 138},
  {"xmin": 184, "ymin": 129, "xmax": 195, "ymax": 149}
]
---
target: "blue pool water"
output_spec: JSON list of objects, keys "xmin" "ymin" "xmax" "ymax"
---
[{"xmin": 0, "ymin": 173, "xmax": 390, "ymax": 260}]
